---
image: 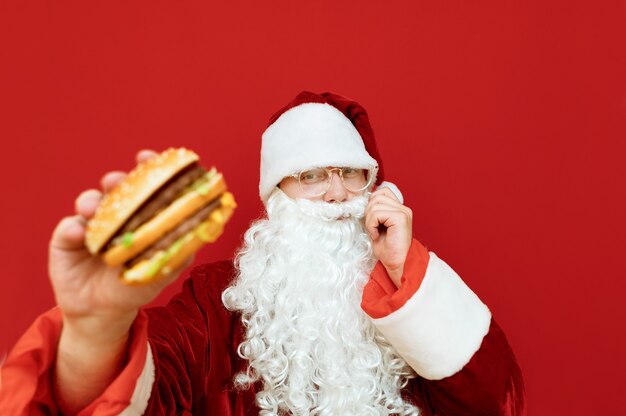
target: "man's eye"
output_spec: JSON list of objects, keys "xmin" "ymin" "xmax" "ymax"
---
[
  {"xmin": 300, "ymin": 170, "xmax": 324, "ymax": 182},
  {"xmin": 342, "ymin": 168, "xmax": 360, "ymax": 178}
]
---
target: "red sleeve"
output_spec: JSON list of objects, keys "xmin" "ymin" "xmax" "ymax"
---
[
  {"xmin": 361, "ymin": 238, "xmax": 430, "ymax": 318},
  {"xmin": 409, "ymin": 319, "xmax": 526, "ymax": 416},
  {"xmin": 0, "ymin": 307, "xmax": 151, "ymax": 415},
  {"xmin": 360, "ymin": 239, "xmax": 525, "ymax": 415},
  {"xmin": 142, "ymin": 274, "xmax": 207, "ymax": 414},
  {"xmin": 0, "ymin": 260, "xmax": 243, "ymax": 416},
  {"xmin": 0, "ymin": 308, "xmax": 62, "ymax": 415},
  {"xmin": 142, "ymin": 260, "xmax": 247, "ymax": 415}
]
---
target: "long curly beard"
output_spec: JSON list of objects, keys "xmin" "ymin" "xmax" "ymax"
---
[{"xmin": 222, "ymin": 189, "xmax": 419, "ymax": 416}]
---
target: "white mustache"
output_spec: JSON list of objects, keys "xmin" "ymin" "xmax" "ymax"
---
[
  {"xmin": 294, "ymin": 193, "xmax": 369, "ymax": 221},
  {"xmin": 266, "ymin": 188, "xmax": 370, "ymax": 222}
]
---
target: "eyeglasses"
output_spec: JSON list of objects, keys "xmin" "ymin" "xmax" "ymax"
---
[{"xmin": 290, "ymin": 167, "xmax": 373, "ymax": 197}]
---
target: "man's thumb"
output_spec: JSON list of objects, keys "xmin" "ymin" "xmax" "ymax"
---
[{"xmin": 50, "ymin": 216, "xmax": 87, "ymax": 252}]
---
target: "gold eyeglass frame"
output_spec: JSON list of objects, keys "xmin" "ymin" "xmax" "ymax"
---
[{"xmin": 290, "ymin": 167, "xmax": 375, "ymax": 197}]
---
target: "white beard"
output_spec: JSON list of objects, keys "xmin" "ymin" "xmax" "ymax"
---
[{"xmin": 222, "ymin": 189, "xmax": 419, "ymax": 416}]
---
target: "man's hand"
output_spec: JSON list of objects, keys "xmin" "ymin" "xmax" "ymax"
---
[
  {"xmin": 50, "ymin": 149, "xmax": 188, "ymax": 328},
  {"xmin": 49, "ymin": 149, "xmax": 193, "ymax": 413},
  {"xmin": 364, "ymin": 187, "xmax": 413, "ymax": 288}
]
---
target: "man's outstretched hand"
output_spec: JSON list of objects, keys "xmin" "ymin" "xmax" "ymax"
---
[
  {"xmin": 49, "ymin": 149, "xmax": 193, "ymax": 328},
  {"xmin": 49, "ymin": 149, "xmax": 193, "ymax": 414}
]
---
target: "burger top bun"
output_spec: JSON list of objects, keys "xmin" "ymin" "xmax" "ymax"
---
[{"xmin": 85, "ymin": 148, "xmax": 200, "ymax": 255}]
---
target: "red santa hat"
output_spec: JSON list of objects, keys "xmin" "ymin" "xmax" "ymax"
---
[{"xmin": 259, "ymin": 91, "xmax": 385, "ymax": 204}]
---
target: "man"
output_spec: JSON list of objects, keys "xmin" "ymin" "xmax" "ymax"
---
[{"xmin": 0, "ymin": 91, "xmax": 524, "ymax": 415}]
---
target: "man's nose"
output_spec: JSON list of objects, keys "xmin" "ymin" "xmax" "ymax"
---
[{"xmin": 323, "ymin": 171, "xmax": 349, "ymax": 203}]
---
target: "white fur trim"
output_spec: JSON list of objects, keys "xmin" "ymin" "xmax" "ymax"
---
[
  {"xmin": 119, "ymin": 343, "xmax": 155, "ymax": 415},
  {"xmin": 259, "ymin": 103, "xmax": 378, "ymax": 204},
  {"xmin": 372, "ymin": 252, "xmax": 491, "ymax": 380}
]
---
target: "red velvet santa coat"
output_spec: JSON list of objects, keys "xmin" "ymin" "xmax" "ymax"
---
[{"xmin": 0, "ymin": 240, "xmax": 525, "ymax": 415}]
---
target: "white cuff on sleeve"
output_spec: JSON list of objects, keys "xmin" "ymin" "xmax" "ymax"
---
[
  {"xmin": 119, "ymin": 342, "xmax": 155, "ymax": 415},
  {"xmin": 372, "ymin": 252, "xmax": 491, "ymax": 380}
]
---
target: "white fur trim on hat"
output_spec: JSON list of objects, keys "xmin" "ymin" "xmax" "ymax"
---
[{"xmin": 259, "ymin": 103, "xmax": 378, "ymax": 204}]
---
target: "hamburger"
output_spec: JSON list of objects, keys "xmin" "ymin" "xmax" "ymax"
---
[{"xmin": 85, "ymin": 148, "xmax": 236, "ymax": 284}]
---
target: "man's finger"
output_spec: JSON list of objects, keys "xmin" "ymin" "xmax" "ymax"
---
[
  {"xmin": 375, "ymin": 183, "xmax": 404, "ymax": 204},
  {"xmin": 366, "ymin": 221, "xmax": 380, "ymax": 240},
  {"xmin": 100, "ymin": 171, "xmax": 127, "ymax": 193},
  {"xmin": 75, "ymin": 189, "xmax": 102, "ymax": 219},
  {"xmin": 367, "ymin": 193, "xmax": 404, "ymax": 210},
  {"xmin": 50, "ymin": 216, "xmax": 87, "ymax": 252},
  {"xmin": 366, "ymin": 208, "xmax": 398, "ymax": 227},
  {"xmin": 136, "ymin": 149, "xmax": 159, "ymax": 164},
  {"xmin": 366, "ymin": 205, "xmax": 410, "ymax": 238},
  {"xmin": 366, "ymin": 195, "xmax": 412, "ymax": 220},
  {"xmin": 365, "ymin": 209, "xmax": 393, "ymax": 240},
  {"xmin": 372, "ymin": 186, "xmax": 401, "ymax": 203},
  {"xmin": 364, "ymin": 200, "xmax": 404, "ymax": 220}
]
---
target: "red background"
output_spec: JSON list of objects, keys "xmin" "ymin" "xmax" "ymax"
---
[{"xmin": 1, "ymin": 1, "xmax": 625, "ymax": 414}]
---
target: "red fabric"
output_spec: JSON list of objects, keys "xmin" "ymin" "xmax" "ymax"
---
[
  {"xmin": 0, "ymin": 308, "xmax": 62, "ymax": 414},
  {"xmin": 1, "ymin": 260, "xmax": 524, "ymax": 415},
  {"xmin": 405, "ymin": 319, "xmax": 526, "ymax": 416},
  {"xmin": 0, "ymin": 308, "xmax": 149, "ymax": 415},
  {"xmin": 268, "ymin": 91, "xmax": 386, "ymax": 184},
  {"xmin": 361, "ymin": 238, "xmax": 430, "ymax": 319},
  {"xmin": 412, "ymin": 319, "xmax": 526, "ymax": 416},
  {"xmin": 142, "ymin": 260, "xmax": 258, "ymax": 415},
  {"xmin": 79, "ymin": 311, "xmax": 150, "ymax": 415},
  {"xmin": 136, "ymin": 260, "xmax": 526, "ymax": 415}
]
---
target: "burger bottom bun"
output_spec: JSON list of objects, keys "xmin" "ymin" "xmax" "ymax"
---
[{"xmin": 121, "ymin": 192, "xmax": 236, "ymax": 285}]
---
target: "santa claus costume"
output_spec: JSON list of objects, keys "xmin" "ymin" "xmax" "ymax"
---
[{"xmin": 0, "ymin": 91, "xmax": 525, "ymax": 415}]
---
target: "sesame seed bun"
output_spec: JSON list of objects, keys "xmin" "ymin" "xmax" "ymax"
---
[{"xmin": 85, "ymin": 148, "xmax": 199, "ymax": 254}]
